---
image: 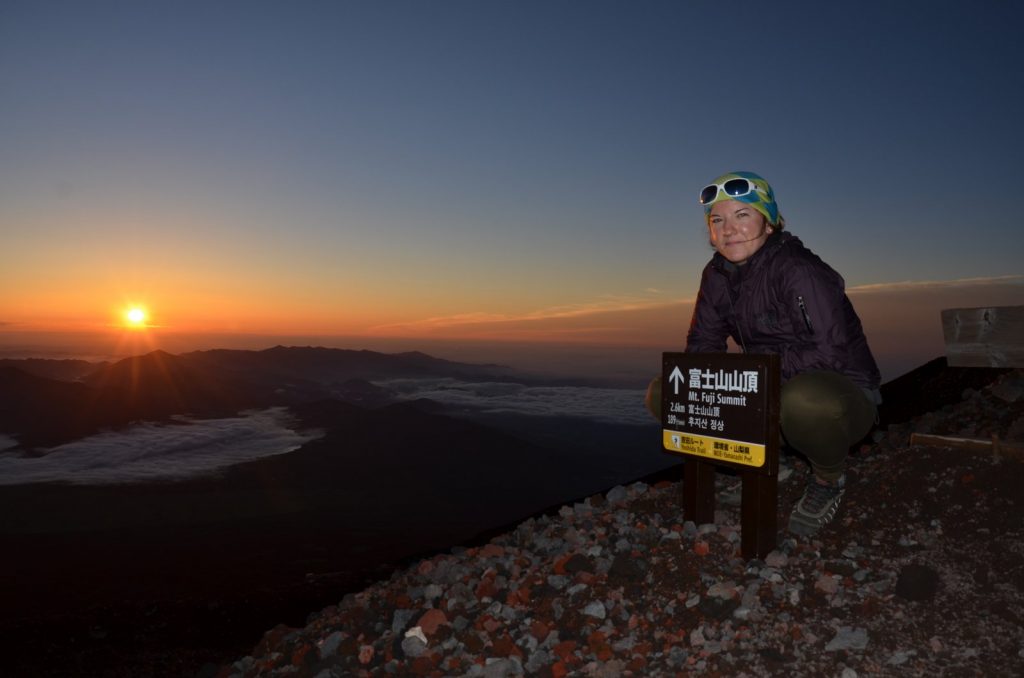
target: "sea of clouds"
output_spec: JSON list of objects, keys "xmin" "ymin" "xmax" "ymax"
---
[
  {"xmin": 380, "ymin": 378, "xmax": 653, "ymax": 426},
  {"xmin": 0, "ymin": 381, "xmax": 652, "ymax": 486},
  {"xmin": 0, "ymin": 408, "xmax": 321, "ymax": 486}
]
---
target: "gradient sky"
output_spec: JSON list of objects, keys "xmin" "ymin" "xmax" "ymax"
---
[{"xmin": 2, "ymin": 1, "xmax": 1022, "ymax": 354}]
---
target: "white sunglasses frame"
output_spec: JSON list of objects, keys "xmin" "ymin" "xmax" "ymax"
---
[{"xmin": 699, "ymin": 178, "xmax": 769, "ymax": 205}]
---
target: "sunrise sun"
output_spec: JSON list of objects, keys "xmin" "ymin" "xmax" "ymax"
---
[{"xmin": 124, "ymin": 307, "xmax": 148, "ymax": 328}]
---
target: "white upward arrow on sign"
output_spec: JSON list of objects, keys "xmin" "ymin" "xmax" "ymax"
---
[{"xmin": 668, "ymin": 366, "xmax": 685, "ymax": 395}]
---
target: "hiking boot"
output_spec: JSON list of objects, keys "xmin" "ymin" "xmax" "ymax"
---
[{"xmin": 789, "ymin": 473, "xmax": 846, "ymax": 536}]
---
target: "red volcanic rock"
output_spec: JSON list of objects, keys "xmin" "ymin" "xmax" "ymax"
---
[
  {"xmin": 489, "ymin": 632, "xmax": 522, "ymax": 658},
  {"xmin": 693, "ymin": 540, "xmax": 710, "ymax": 556},
  {"xmin": 290, "ymin": 644, "xmax": 315, "ymax": 671},
  {"xmin": 529, "ymin": 619, "xmax": 550, "ymax": 641},
  {"xmin": 416, "ymin": 608, "xmax": 448, "ymax": 638},
  {"xmin": 478, "ymin": 543, "xmax": 505, "ymax": 558},
  {"xmin": 587, "ymin": 630, "xmax": 613, "ymax": 661},
  {"xmin": 474, "ymin": 578, "xmax": 498, "ymax": 600},
  {"xmin": 505, "ymin": 585, "xmax": 531, "ymax": 607},
  {"xmin": 551, "ymin": 640, "xmax": 577, "ymax": 663}
]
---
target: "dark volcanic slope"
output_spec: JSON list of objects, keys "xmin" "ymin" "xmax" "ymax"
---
[
  {"xmin": 1, "ymin": 400, "xmax": 638, "ymax": 677},
  {"xmin": 220, "ymin": 368, "xmax": 1024, "ymax": 678},
  {"xmin": 879, "ymin": 356, "xmax": 1009, "ymax": 426}
]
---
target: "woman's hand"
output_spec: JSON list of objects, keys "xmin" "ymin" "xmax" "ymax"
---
[{"xmin": 644, "ymin": 376, "xmax": 662, "ymax": 420}]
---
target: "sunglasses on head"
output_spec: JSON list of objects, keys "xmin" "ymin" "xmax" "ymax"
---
[{"xmin": 699, "ymin": 178, "xmax": 768, "ymax": 205}]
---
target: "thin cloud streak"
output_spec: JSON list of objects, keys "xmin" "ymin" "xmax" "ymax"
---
[
  {"xmin": 849, "ymin": 274, "xmax": 1024, "ymax": 293},
  {"xmin": 369, "ymin": 292, "xmax": 689, "ymax": 334}
]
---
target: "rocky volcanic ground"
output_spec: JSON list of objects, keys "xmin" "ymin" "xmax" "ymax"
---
[{"xmin": 214, "ymin": 369, "xmax": 1024, "ymax": 678}]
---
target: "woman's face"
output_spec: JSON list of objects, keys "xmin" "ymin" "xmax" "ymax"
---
[{"xmin": 708, "ymin": 200, "xmax": 774, "ymax": 265}]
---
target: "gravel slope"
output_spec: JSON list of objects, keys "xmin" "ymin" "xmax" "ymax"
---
[{"xmin": 216, "ymin": 371, "xmax": 1024, "ymax": 677}]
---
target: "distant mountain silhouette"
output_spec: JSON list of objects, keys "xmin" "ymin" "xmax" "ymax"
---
[
  {"xmin": 0, "ymin": 367, "xmax": 99, "ymax": 447},
  {"xmin": 183, "ymin": 345, "xmax": 513, "ymax": 385},
  {"xmin": 0, "ymin": 346, "xmax": 521, "ymax": 450},
  {"xmin": 83, "ymin": 349, "xmax": 268, "ymax": 421},
  {"xmin": 0, "ymin": 358, "xmax": 105, "ymax": 382}
]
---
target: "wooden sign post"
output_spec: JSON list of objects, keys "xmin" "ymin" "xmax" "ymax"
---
[{"xmin": 661, "ymin": 352, "xmax": 781, "ymax": 560}]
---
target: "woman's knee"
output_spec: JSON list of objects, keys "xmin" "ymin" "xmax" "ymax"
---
[
  {"xmin": 781, "ymin": 371, "xmax": 850, "ymax": 424},
  {"xmin": 781, "ymin": 370, "xmax": 876, "ymax": 445}
]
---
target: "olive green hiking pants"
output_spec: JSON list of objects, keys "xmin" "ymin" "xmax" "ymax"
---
[{"xmin": 780, "ymin": 370, "xmax": 878, "ymax": 481}]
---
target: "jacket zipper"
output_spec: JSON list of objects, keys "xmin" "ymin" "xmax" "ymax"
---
[{"xmin": 797, "ymin": 296, "xmax": 815, "ymax": 335}]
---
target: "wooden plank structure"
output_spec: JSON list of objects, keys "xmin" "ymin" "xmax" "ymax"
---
[
  {"xmin": 942, "ymin": 305, "xmax": 1024, "ymax": 368},
  {"xmin": 909, "ymin": 432, "xmax": 1024, "ymax": 462}
]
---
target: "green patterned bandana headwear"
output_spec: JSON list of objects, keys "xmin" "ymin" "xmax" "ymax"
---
[{"xmin": 701, "ymin": 171, "xmax": 782, "ymax": 227}]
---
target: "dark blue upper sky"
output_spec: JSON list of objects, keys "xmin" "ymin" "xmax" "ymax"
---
[{"xmin": 1, "ymin": 0, "xmax": 1022, "ymax": 337}]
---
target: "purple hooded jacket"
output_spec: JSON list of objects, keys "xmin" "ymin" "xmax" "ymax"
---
[{"xmin": 685, "ymin": 231, "xmax": 881, "ymax": 390}]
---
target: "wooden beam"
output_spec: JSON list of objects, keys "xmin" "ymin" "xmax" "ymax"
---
[
  {"xmin": 942, "ymin": 305, "xmax": 1024, "ymax": 368},
  {"xmin": 909, "ymin": 432, "xmax": 1024, "ymax": 461}
]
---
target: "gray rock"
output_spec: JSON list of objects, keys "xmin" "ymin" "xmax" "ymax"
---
[
  {"xmin": 825, "ymin": 626, "xmax": 869, "ymax": 652},
  {"xmin": 401, "ymin": 635, "xmax": 428, "ymax": 658},
  {"xmin": 741, "ymin": 583, "xmax": 760, "ymax": 609},
  {"xmin": 707, "ymin": 581, "xmax": 737, "ymax": 599},
  {"xmin": 391, "ymin": 609, "xmax": 416, "ymax": 635},
  {"xmin": 547, "ymin": 574, "xmax": 569, "ymax": 590},
  {"xmin": 525, "ymin": 649, "xmax": 551, "ymax": 673},
  {"xmin": 483, "ymin": 657, "xmax": 524, "ymax": 677},
  {"xmin": 887, "ymin": 650, "xmax": 915, "ymax": 665},
  {"xmin": 612, "ymin": 636, "xmax": 635, "ymax": 652},
  {"xmin": 566, "ymin": 583, "xmax": 589, "ymax": 597},
  {"xmin": 606, "ymin": 485, "xmax": 628, "ymax": 503},
  {"xmin": 318, "ymin": 631, "xmax": 343, "ymax": 658},
  {"xmin": 583, "ymin": 600, "xmax": 607, "ymax": 619}
]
